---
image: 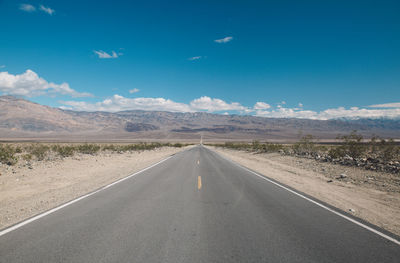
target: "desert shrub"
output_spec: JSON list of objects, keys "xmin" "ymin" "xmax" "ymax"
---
[
  {"xmin": 260, "ymin": 143, "xmax": 284, "ymax": 153},
  {"xmin": 28, "ymin": 144, "xmax": 50, "ymax": 161},
  {"xmin": 328, "ymin": 146, "xmax": 346, "ymax": 159},
  {"xmin": 292, "ymin": 135, "xmax": 315, "ymax": 155},
  {"xmin": 102, "ymin": 144, "xmax": 118, "ymax": 152},
  {"xmin": 335, "ymin": 131, "xmax": 366, "ymax": 159},
  {"xmin": 369, "ymin": 135, "xmax": 381, "ymax": 154},
  {"xmin": 380, "ymin": 139, "xmax": 398, "ymax": 161},
  {"xmin": 0, "ymin": 144, "xmax": 17, "ymax": 165},
  {"xmin": 52, "ymin": 145, "xmax": 76, "ymax": 157},
  {"xmin": 252, "ymin": 140, "xmax": 261, "ymax": 151},
  {"xmin": 120, "ymin": 144, "xmax": 135, "ymax": 152},
  {"xmin": 217, "ymin": 141, "xmax": 284, "ymax": 153},
  {"xmin": 172, "ymin": 143, "xmax": 183, "ymax": 148},
  {"xmin": 77, "ymin": 144, "xmax": 101, "ymax": 155},
  {"xmin": 21, "ymin": 153, "xmax": 33, "ymax": 161},
  {"xmin": 223, "ymin": 142, "xmax": 251, "ymax": 151},
  {"xmin": 14, "ymin": 146, "xmax": 23, "ymax": 153},
  {"xmin": 102, "ymin": 143, "xmax": 172, "ymax": 153}
]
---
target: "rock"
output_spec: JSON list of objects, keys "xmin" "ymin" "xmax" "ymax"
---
[
  {"xmin": 349, "ymin": 208, "xmax": 355, "ymax": 213},
  {"xmin": 327, "ymin": 179, "xmax": 333, "ymax": 183},
  {"xmin": 339, "ymin": 173, "xmax": 347, "ymax": 179}
]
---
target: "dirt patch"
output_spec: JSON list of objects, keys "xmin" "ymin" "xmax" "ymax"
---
[
  {"xmin": 209, "ymin": 146, "xmax": 400, "ymax": 236},
  {"xmin": 0, "ymin": 147, "xmax": 188, "ymax": 230}
]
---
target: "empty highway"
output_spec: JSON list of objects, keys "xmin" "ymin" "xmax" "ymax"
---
[{"xmin": 0, "ymin": 145, "xmax": 399, "ymax": 262}]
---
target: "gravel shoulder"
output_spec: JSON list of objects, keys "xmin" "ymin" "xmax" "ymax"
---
[
  {"xmin": 0, "ymin": 147, "xmax": 188, "ymax": 230},
  {"xmin": 209, "ymin": 146, "xmax": 400, "ymax": 236}
]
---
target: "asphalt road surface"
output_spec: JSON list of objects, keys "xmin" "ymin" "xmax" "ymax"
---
[{"xmin": 1, "ymin": 145, "xmax": 399, "ymax": 262}]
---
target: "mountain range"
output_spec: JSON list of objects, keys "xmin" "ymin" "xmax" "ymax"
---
[{"xmin": 0, "ymin": 96, "xmax": 399, "ymax": 142}]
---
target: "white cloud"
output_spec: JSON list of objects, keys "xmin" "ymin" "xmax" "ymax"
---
[
  {"xmin": 54, "ymin": 91, "xmax": 400, "ymax": 119},
  {"xmin": 190, "ymin": 96, "xmax": 248, "ymax": 112},
  {"xmin": 368, "ymin": 102, "xmax": 400, "ymax": 108},
  {"xmin": 39, "ymin": 5, "xmax": 55, "ymax": 15},
  {"xmin": 253, "ymin": 102, "xmax": 270, "ymax": 110},
  {"xmin": 93, "ymin": 50, "xmax": 120, "ymax": 59},
  {"xmin": 318, "ymin": 107, "xmax": 400, "ymax": 119},
  {"xmin": 298, "ymin": 103, "xmax": 303, "ymax": 107},
  {"xmin": 0, "ymin": 70, "xmax": 92, "ymax": 98},
  {"xmin": 255, "ymin": 106, "xmax": 400, "ymax": 120},
  {"xmin": 60, "ymin": 95, "xmax": 250, "ymax": 113},
  {"xmin": 19, "ymin": 4, "xmax": 36, "ymax": 12},
  {"xmin": 129, "ymin": 88, "xmax": 140, "ymax": 94},
  {"xmin": 214, "ymin": 36, "xmax": 233, "ymax": 43},
  {"xmin": 188, "ymin": 56, "xmax": 202, "ymax": 61},
  {"xmin": 62, "ymin": 95, "xmax": 192, "ymax": 112}
]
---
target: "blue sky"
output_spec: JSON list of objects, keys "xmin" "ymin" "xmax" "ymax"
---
[{"xmin": 0, "ymin": 0, "xmax": 400, "ymax": 119}]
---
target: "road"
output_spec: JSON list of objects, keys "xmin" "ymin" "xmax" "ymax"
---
[{"xmin": 1, "ymin": 145, "xmax": 399, "ymax": 262}]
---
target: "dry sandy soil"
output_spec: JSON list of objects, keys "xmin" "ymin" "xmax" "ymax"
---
[
  {"xmin": 0, "ymin": 147, "xmax": 187, "ymax": 230},
  {"xmin": 210, "ymin": 146, "xmax": 400, "ymax": 237}
]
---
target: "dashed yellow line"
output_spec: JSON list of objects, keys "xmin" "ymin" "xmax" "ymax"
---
[{"xmin": 198, "ymin": 176, "xmax": 202, "ymax": 190}]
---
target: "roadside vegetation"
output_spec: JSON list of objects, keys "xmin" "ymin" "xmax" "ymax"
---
[
  {"xmin": 208, "ymin": 131, "xmax": 400, "ymax": 174},
  {"xmin": 0, "ymin": 142, "xmax": 189, "ymax": 166}
]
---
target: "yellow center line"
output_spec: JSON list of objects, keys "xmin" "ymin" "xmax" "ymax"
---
[{"xmin": 198, "ymin": 176, "xmax": 202, "ymax": 190}]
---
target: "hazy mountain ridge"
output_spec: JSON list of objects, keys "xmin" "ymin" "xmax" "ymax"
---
[{"xmin": 0, "ymin": 96, "xmax": 399, "ymax": 141}]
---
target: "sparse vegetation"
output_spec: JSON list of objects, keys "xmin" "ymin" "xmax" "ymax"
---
[
  {"xmin": 77, "ymin": 144, "xmax": 101, "ymax": 155},
  {"xmin": 27, "ymin": 144, "xmax": 50, "ymax": 161},
  {"xmin": 209, "ymin": 131, "xmax": 400, "ymax": 174},
  {"xmin": 52, "ymin": 145, "xmax": 75, "ymax": 157},
  {"xmin": 0, "ymin": 142, "xmax": 191, "ymax": 166},
  {"xmin": 0, "ymin": 144, "xmax": 17, "ymax": 165}
]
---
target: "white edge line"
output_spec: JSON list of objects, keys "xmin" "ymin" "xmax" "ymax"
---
[
  {"xmin": 0, "ymin": 155, "xmax": 173, "ymax": 237},
  {"xmin": 207, "ymin": 147, "xmax": 400, "ymax": 246}
]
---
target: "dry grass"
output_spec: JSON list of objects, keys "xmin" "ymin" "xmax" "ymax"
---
[{"xmin": 0, "ymin": 142, "xmax": 191, "ymax": 166}]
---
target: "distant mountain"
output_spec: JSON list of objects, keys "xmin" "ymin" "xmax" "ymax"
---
[{"xmin": 0, "ymin": 96, "xmax": 399, "ymax": 142}]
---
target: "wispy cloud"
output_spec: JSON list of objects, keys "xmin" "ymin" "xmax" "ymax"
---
[
  {"xmin": 188, "ymin": 56, "xmax": 202, "ymax": 61},
  {"xmin": 368, "ymin": 102, "xmax": 400, "ymax": 108},
  {"xmin": 129, "ymin": 88, "xmax": 140, "ymax": 94},
  {"xmin": 214, "ymin": 36, "xmax": 233, "ymax": 43},
  {"xmin": 39, "ymin": 5, "xmax": 55, "ymax": 15},
  {"xmin": 190, "ymin": 96, "xmax": 249, "ymax": 112},
  {"xmin": 19, "ymin": 3, "xmax": 36, "ymax": 12},
  {"xmin": 19, "ymin": 4, "xmax": 55, "ymax": 15},
  {"xmin": 0, "ymin": 65, "xmax": 5, "ymax": 69},
  {"xmin": 253, "ymin": 102, "xmax": 271, "ymax": 110},
  {"xmin": 0, "ymin": 70, "xmax": 92, "ymax": 98},
  {"xmin": 93, "ymin": 50, "xmax": 120, "ymax": 59}
]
